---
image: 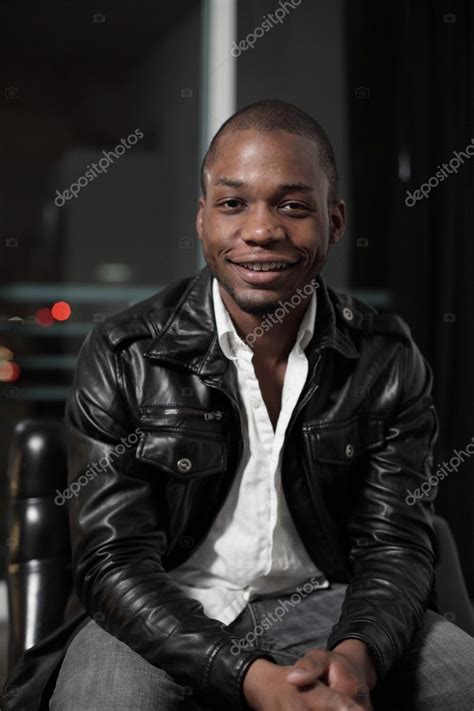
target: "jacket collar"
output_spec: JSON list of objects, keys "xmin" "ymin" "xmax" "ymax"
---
[{"xmin": 143, "ymin": 265, "xmax": 359, "ymax": 378}]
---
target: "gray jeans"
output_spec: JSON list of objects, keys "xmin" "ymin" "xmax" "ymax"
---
[{"xmin": 49, "ymin": 581, "xmax": 474, "ymax": 710}]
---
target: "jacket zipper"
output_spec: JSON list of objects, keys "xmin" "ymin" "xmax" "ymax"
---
[{"xmin": 140, "ymin": 406, "xmax": 225, "ymax": 421}]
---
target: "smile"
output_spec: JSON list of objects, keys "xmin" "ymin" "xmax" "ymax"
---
[
  {"xmin": 229, "ymin": 260, "xmax": 298, "ymax": 285},
  {"xmin": 233, "ymin": 261, "xmax": 291, "ymax": 271}
]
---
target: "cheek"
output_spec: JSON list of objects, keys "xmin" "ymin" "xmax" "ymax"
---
[
  {"xmin": 203, "ymin": 211, "xmax": 225, "ymax": 233},
  {"xmin": 208, "ymin": 219, "xmax": 238, "ymax": 250}
]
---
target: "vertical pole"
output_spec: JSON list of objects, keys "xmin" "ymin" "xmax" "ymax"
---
[{"xmin": 198, "ymin": 0, "xmax": 237, "ymax": 270}]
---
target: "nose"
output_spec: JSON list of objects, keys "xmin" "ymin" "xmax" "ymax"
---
[{"xmin": 240, "ymin": 204, "xmax": 286, "ymax": 244}]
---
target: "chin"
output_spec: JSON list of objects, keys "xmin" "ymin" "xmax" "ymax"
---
[{"xmin": 230, "ymin": 287, "xmax": 291, "ymax": 316}]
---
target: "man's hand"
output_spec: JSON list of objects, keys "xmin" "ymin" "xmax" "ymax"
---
[
  {"xmin": 285, "ymin": 640, "xmax": 376, "ymax": 709},
  {"xmin": 243, "ymin": 646, "xmax": 374, "ymax": 711}
]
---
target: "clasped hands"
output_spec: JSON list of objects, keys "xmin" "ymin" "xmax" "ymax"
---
[{"xmin": 243, "ymin": 639, "xmax": 376, "ymax": 711}]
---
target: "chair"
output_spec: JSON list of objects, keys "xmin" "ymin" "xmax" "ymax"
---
[
  {"xmin": 4, "ymin": 419, "xmax": 75, "ymax": 676},
  {"xmin": 4, "ymin": 418, "xmax": 474, "ymax": 679}
]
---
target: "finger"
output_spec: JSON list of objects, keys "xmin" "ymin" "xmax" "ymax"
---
[
  {"xmin": 286, "ymin": 650, "xmax": 330, "ymax": 685},
  {"xmin": 304, "ymin": 681, "xmax": 367, "ymax": 711},
  {"xmin": 326, "ymin": 671, "xmax": 363, "ymax": 699},
  {"xmin": 331, "ymin": 683, "xmax": 371, "ymax": 711},
  {"xmin": 328, "ymin": 676, "xmax": 372, "ymax": 710}
]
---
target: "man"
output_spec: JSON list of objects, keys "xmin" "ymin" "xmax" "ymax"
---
[{"xmin": 3, "ymin": 100, "xmax": 473, "ymax": 711}]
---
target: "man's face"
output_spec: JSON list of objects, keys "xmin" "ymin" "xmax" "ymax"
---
[{"xmin": 196, "ymin": 128, "xmax": 345, "ymax": 316}]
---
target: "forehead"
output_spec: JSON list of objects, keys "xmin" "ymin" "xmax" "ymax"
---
[{"xmin": 208, "ymin": 129, "xmax": 323, "ymax": 187}]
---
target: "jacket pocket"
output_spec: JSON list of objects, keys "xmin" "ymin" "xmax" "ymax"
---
[
  {"xmin": 136, "ymin": 430, "xmax": 228, "ymax": 480},
  {"xmin": 302, "ymin": 415, "xmax": 387, "ymax": 533},
  {"xmin": 306, "ymin": 415, "xmax": 386, "ymax": 464}
]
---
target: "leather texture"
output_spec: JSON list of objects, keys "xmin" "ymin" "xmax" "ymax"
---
[
  {"xmin": 5, "ymin": 420, "xmax": 71, "ymax": 673},
  {"xmin": 4, "ymin": 265, "xmax": 471, "ymax": 711}
]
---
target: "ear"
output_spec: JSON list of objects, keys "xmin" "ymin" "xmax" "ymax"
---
[
  {"xmin": 329, "ymin": 199, "xmax": 346, "ymax": 244},
  {"xmin": 196, "ymin": 196, "xmax": 205, "ymax": 241}
]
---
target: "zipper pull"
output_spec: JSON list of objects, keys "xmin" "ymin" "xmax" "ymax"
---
[{"xmin": 204, "ymin": 411, "xmax": 223, "ymax": 420}]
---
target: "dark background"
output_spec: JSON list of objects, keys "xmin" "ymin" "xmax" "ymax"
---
[{"xmin": 0, "ymin": 0, "xmax": 472, "ymax": 639}]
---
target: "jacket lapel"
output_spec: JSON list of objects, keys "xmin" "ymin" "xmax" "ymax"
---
[{"xmin": 143, "ymin": 266, "xmax": 359, "ymax": 378}]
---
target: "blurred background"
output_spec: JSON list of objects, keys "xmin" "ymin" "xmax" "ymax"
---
[{"xmin": 1, "ymin": 0, "xmax": 473, "ymax": 687}]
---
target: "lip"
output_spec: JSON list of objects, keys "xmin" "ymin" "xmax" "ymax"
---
[
  {"xmin": 229, "ymin": 257, "xmax": 299, "ymax": 265},
  {"xmin": 228, "ymin": 259, "xmax": 299, "ymax": 286}
]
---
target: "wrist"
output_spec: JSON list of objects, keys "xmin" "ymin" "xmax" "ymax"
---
[
  {"xmin": 242, "ymin": 658, "xmax": 275, "ymax": 708},
  {"xmin": 333, "ymin": 638, "xmax": 378, "ymax": 690}
]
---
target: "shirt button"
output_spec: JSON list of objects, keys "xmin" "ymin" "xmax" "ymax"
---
[
  {"xmin": 250, "ymin": 398, "xmax": 260, "ymax": 408},
  {"xmin": 345, "ymin": 444, "xmax": 354, "ymax": 458},
  {"xmin": 342, "ymin": 307, "xmax": 354, "ymax": 321}
]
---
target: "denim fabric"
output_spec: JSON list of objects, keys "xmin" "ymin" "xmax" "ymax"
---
[{"xmin": 49, "ymin": 581, "xmax": 474, "ymax": 710}]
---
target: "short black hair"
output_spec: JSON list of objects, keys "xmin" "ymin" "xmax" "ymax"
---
[{"xmin": 200, "ymin": 99, "xmax": 338, "ymax": 203}]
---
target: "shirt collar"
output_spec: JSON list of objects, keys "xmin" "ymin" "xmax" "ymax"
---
[{"xmin": 212, "ymin": 276, "xmax": 317, "ymax": 361}]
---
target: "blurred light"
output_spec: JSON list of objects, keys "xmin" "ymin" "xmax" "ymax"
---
[
  {"xmin": 52, "ymin": 301, "xmax": 71, "ymax": 321},
  {"xmin": 26, "ymin": 506, "xmax": 40, "ymax": 524},
  {"xmin": 0, "ymin": 345, "xmax": 13, "ymax": 360},
  {"xmin": 35, "ymin": 307, "xmax": 54, "ymax": 327},
  {"xmin": 398, "ymin": 148, "xmax": 411, "ymax": 182},
  {"xmin": 0, "ymin": 360, "xmax": 20, "ymax": 382},
  {"xmin": 27, "ymin": 435, "xmax": 44, "ymax": 454},
  {"xmin": 96, "ymin": 263, "xmax": 133, "ymax": 283}
]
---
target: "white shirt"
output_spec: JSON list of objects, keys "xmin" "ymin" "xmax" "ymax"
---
[{"xmin": 168, "ymin": 277, "xmax": 328, "ymax": 624}]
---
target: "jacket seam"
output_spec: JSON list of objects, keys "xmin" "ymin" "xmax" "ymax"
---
[
  {"xmin": 200, "ymin": 638, "xmax": 230, "ymax": 695},
  {"xmin": 110, "ymin": 339, "xmax": 135, "ymax": 426},
  {"xmin": 331, "ymin": 616, "xmax": 396, "ymax": 660},
  {"xmin": 198, "ymin": 332, "xmax": 220, "ymax": 375},
  {"xmin": 148, "ymin": 271, "xmax": 202, "ymax": 339}
]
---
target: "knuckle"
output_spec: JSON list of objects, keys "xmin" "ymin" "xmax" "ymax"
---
[{"xmin": 293, "ymin": 659, "xmax": 309, "ymax": 670}]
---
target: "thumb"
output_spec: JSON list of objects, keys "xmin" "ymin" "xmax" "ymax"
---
[{"xmin": 286, "ymin": 657, "xmax": 329, "ymax": 686}]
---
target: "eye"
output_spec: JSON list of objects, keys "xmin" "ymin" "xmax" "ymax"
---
[
  {"xmin": 281, "ymin": 201, "xmax": 309, "ymax": 212},
  {"xmin": 218, "ymin": 198, "xmax": 243, "ymax": 210}
]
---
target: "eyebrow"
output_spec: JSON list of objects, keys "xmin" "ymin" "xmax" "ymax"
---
[{"xmin": 214, "ymin": 178, "xmax": 314, "ymax": 193}]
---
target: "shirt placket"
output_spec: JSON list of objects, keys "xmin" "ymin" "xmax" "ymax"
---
[{"xmin": 231, "ymin": 334, "xmax": 274, "ymax": 580}]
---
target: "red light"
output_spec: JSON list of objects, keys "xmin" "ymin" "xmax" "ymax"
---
[
  {"xmin": 0, "ymin": 361, "xmax": 20, "ymax": 382},
  {"xmin": 52, "ymin": 301, "xmax": 71, "ymax": 321},
  {"xmin": 35, "ymin": 308, "xmax": 54, "ymax": 327}
]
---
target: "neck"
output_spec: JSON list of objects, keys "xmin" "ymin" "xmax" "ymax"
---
[{"xmin": 218, "ymin": 284, "xmax": 310, "ymax": 364}]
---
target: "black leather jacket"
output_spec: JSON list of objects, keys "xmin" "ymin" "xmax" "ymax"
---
[{"xmin": 2, "ymin": 266, "xmax": 440, "ymax": 710}]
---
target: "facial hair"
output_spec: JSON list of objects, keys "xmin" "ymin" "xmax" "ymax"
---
[{"xmin": 202, "ymin": 244, "xmax": 324, "ymax": 318}]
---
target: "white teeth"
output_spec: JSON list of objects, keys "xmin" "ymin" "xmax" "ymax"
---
[{"xmin": 238, "ymin": 261, "xmax": 290, "ymax": 271}]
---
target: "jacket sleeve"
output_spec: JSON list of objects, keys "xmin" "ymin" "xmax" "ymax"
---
[
  {"xmin": 65, "ymin": 325, "xmax": 274, "ymax": 711},
  {"xmin": 326, "ymin": 334, "xmax": 440, "ymax": 681}
]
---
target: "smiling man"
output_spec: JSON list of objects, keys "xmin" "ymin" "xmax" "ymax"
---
[
  {"xmin": 4, "ymin": 100, "xmax": 474, "ymax": 711},
  {"xmin": 195, "ymin": 118, "xmax": 345, "ymax": 433}
]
